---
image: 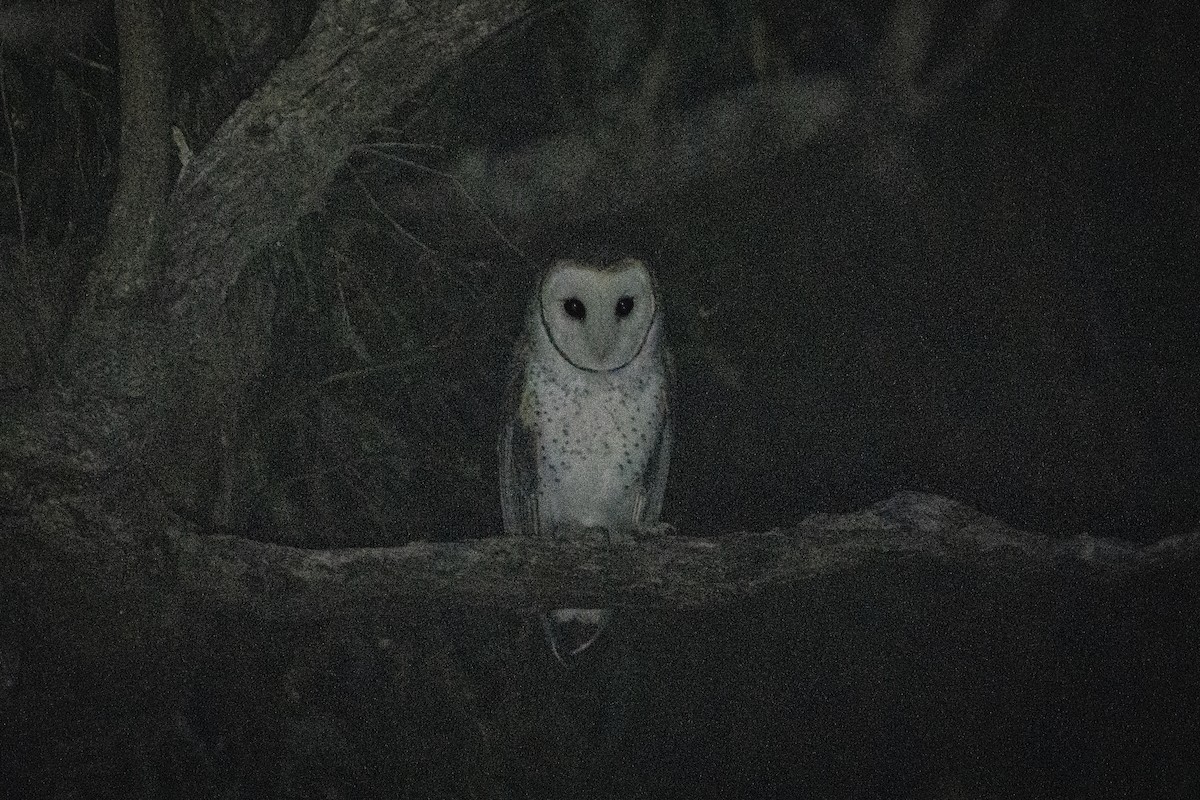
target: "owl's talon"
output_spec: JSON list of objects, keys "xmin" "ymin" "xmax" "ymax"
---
[{"xmin": 540, "ymin": 608, "xmax": 611, "ymax": 666}]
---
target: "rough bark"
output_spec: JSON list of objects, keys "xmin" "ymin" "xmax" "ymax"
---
[
  {"xmin": 8, "ymin": 492, "xmax": 1196, "ymax": 619},
  {"xmin": 163, "ymin": 0, "xmax": 532, "ymax": 326},
  {"xmin": 154, "ymin": 0, "xmax": 531, "ymax": 514},
  {"xmin": 46, "ymin": 0, "xmax": 172, "ymax": 482},
  {"xmin": 3, "ymin": 0, "xmax": 535, "ymax": 514}
]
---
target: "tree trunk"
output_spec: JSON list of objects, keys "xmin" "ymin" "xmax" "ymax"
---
[{"xmin": 4, "ymin": 0, "xmax": 535, "ymax": 518}]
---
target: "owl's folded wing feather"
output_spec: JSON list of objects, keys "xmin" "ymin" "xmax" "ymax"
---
[
  {"xmin": 635, "ymin": 349, "xmax": 673, "ymax": 527},
  {"xmin": 500, "ymin": 345, "xmax": 540, "ymax": 538}
]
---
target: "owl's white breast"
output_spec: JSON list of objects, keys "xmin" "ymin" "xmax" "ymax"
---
[{"xmin": 526, "ymin": 357, "xmax": 665, "ymax": 531}]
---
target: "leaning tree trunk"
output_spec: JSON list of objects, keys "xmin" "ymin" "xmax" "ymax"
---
[{"xmin": 4, "ymin": 0, "xmax": 534, "ymax": 521}]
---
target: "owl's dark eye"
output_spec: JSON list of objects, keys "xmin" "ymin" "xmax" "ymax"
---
[
  {"xmin": 614, "ymin": 296, "xmax": 635, "ymax": 318},
  {"xmin": 563, "ymin": 297, "xmax": 586, "ymax": 320}
]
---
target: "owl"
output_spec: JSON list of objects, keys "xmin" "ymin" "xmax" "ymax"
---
[{"xmin": 501, "ymin": 254, "xmax": 672, "ymax": 665}]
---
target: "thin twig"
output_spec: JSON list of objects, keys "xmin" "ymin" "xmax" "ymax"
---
[
  {"xmin": 360, "ymin": 146, "xmax": 527, "ymax": 260},
  {"xmin": 351, "ymin": 172, "xmax": 434, "ymax": 253},
  {"xmin": 65, "ymin": 51, "xmax": 115, "ymax": 74},
  {"xmin": 0, "ymin": 46, "xmax": 27, "ymax": 254},
  {"xmin": 363, "ymin": 135, "xmax": 445, "ymax": 153}
]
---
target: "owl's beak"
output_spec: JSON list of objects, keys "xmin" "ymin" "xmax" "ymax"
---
[{"xmin": 592, "ymin": 327, "xmax": 617, "ymax": 364}]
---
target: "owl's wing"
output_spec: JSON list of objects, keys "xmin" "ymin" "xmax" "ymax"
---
[
  {"xmin": 636, "ymin": 349, "xmax": 674, "ymax": 526},
  {"xmin": 500, "ymin": 346, "xmax": 540, "ymax": 537}
]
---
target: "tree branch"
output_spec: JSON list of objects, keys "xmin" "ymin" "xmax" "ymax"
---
[
  {"xmin": 148, "ymin": 0, "xmax": 532, "ymax": 514},
  {"xmin": 5, "ymin": 492, "xmax": 1196, "ymax": 794},
  {"xmin": 164, "ymin": 0, "xmax": 533, "ymax": 329},
  {"xmin": 14, "ymin": 493, "xmax": 1196, "ymax": 621},
  {"xmin": 64, "ymin": 0, "xmax": 171, "ymax": 398},
  {"xmin": 452, "ymin": 75, "xmax": 853, "ymax": 241},
  {"xmin": 405, "ymin": 1, "xmax": 1013, "ymax": 249}
]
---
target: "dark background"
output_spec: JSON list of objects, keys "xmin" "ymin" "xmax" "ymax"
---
[{"xmin": 1, "ymin": 3, "xmax": 1198, "ymax": 796}]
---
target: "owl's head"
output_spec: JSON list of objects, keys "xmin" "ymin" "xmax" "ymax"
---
[{"xmin": 538, "ymin": 257, "xmax": 659, "ymax": 372}]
